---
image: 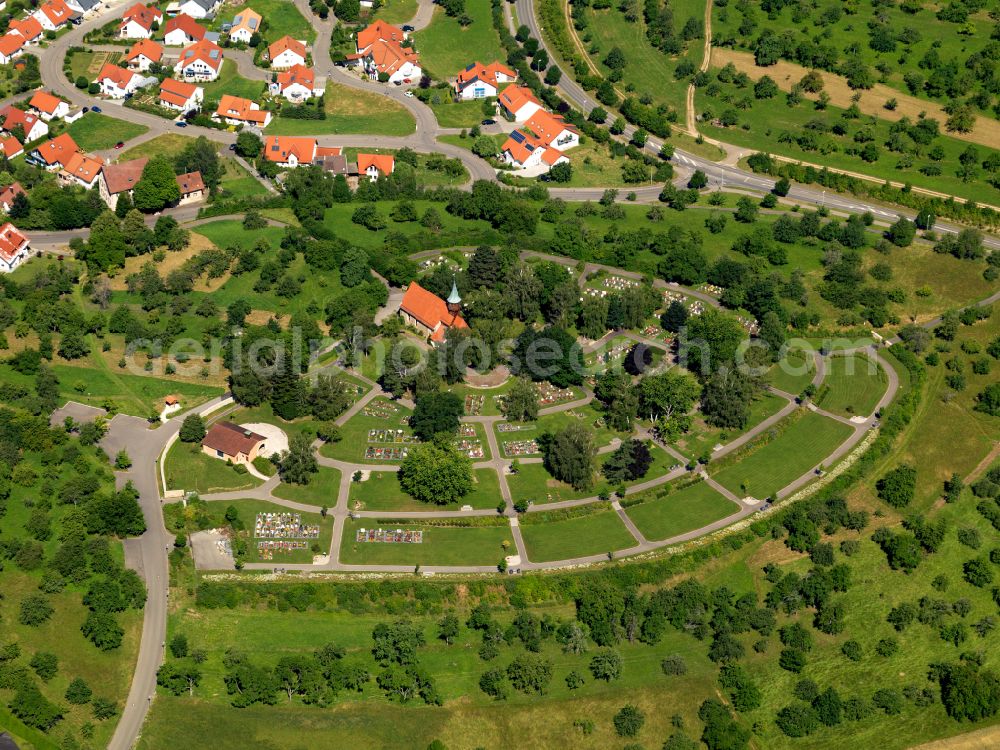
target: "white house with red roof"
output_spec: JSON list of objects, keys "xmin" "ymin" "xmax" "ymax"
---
[
  {"xmin": 500, "ymin": 110, "xmax": 576, "ymax": 173},
  {"xmin": 228, "ymin": 8, "xmax": 262, "ymax": 44},
  {"xmin": 454, "ymin": 60, "xmax": 516, "ymax": 100},
  {"xmin": 33, "ymin": 0, "xmax": 78, "ymax": 32},
  {"xmin": 350, "ymin": 19, "xmax": 420, "ymax": 85},
  {"xmin": 119, "ymin": 2, "xmax": 162, "ymax": 38},
  {"xmin": 267, "ymin": 36, "xmax": 307, "ymax": 69},
  {"xmin": 397, "ymin": 280, "xmax": 467, "ymax": 344},
  {"xmin": 0, "ymin": 34, "xmax": 26, "ymax": 65},
  {"xmin": 262, "ymin": 135, "xmax": 316, "ymax": 168},
  {"xmin": 356, "ymin": 152, "xmax": 395, "ymax": 182},
  {"xmin": 163, "ymin": 14, "xmax": 206, "ymax": 46},
  {"xmin": 8, "ymin": 17, "xmax": 44, "ymax": 46},
  {"xmin": 174, "ymin": 39, "xmax": 223, "ymax": 81},
  {"xmin": 95, "ymin": 63, "xmax": 148, "ymax": 98},
  {"xmin": 59, "ymin": 152, "xmax": 104, "ymax": 189},
  {"xmin": 0, "ymin": 105, "xmax": 49, "ymax": 144},
  {"xmin": 270, "ymin": 64, "xmax": 321, "ymax": 102},
  {"xmin": 158, "ymin": 77, "xmax": 203, "ymax": 113},
  {"xmin": 28, "ymin": 92, "xmax": 69, "ymax": 121},
  {"xmin": 497, "ymin": 84, "xmax": 542, "ymax": 122},
  {"xmin": 124, "ymin": 38, "xmax": 163, "ymax": 71},
  {"xmin": 0, "ymin": 222, "xmax": 30, "ymax": 273},
  {"xmin": 213, "ymin": 95, "xmax": 271, "ymax": 127},
  {"xmin": 29, "ymin": 133, "xmax": 78, "ymax": 171},
  {"xmin": 0, "ymin": 137, "xmax": 24, "ymax": 160}
]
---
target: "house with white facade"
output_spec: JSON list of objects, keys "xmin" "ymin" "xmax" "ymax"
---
[
  {"xmin": 213, "ymin": 95, "xmax": 271, "ymax": 127},
  {"xmin": 271, "ymin": 64, "xmax": 322, "ymax": 102},
  {"xmin": 94, "ymin": 63, "xmax": 148, "ymax": 98},
  {"xmin": 158, "ymin": 77, "xmax": 203, "ymax": 113},
  {"xmin": 174, "ymin": 39, "xmax": 223, "ymax": 81},
  {"xmin": 0, "ymin": 222, "xmax": 30, "ymax": 273},
  {"xmin": 348, "ymin": 19, "xmax": 420, "ymax": 85},
  {"xmin": 0, "ymin": 105, "xmax": 49, "ymax": 144},
  {"xmin": 228, "ymin": 8, "xmax": 261, "ymax": 44},
  {"xmin": 28, "ymin": 133, "xmax": 78, "ymax": 171},
  {"xmin": 497, "ymin": 84, "xmax": 542, "ymax": 122},
  {"xmin": 175, "ymin": 0, "xmax": 220, "ymax": 20},
  {"xmin": 267, "ymin": 36, "xmax": 306, "ymax": 69},
  {"xmin": 453, "ymin": 60, "xmax": 516, "ymax": 100},
  {"xmin": 33, "ymin": 0, "xmax": 78, "ymax": 32},
  {"xmin": 118, "ymin": 2, "xmax": 162, "ymax": 38},
  {"xmin": 163, "ymin": 13, "xmax": 206, "ymax": 45},
  {"xmin": 28, "ymin": 91, "xmax": 70, "ymax": 121},
  {"xmin": 124, "ymin": 38, "xmax": 163, "ymax": 71},
  {"xmin": 357, "ymin": 152, "xmax": 394, "ymax": 182},
  {"xmin": 0, "ymin": 183, "xmax": 26, "ymax": 212}
]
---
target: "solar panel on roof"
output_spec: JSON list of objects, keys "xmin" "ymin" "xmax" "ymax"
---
[
  {"xmin": 510, "ymin": 131, "xmax": 525, "ymax": 143},
  {"xmin": 209, "ymin": 50, "xmax": 218, "ymax": 58}
]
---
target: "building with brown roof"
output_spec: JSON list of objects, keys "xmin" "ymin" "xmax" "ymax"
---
[
  {"xmin": 175, "ymin": 170, "xmax": 205, "ymax": 203},
  {"xmin": 398, "ymin": 279, "xmax": 467, "ymax": 344},
  {"xmin": 201, "ymin": 421, "xmax": 267, "ymax": 464},
  {"xmin": 99, "ymin": 156, "xmax": 147, "ymax": 210},
  {"xmin": 0, "ymin": 182, "xmax": 26, "ymax": 213}
]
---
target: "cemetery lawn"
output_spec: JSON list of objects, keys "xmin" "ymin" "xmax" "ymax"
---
[
  {"xmin": 339, "ymin": 518, "xmax": 513, "ymax": 566},
  {"xmin": 347, "ymin": 468, "xmax": 501, "ymax": 512},
  {"xmin": 766, "ymin": 348, "xmax": 816, "ymax": 394},
  {"xmin": 520, "ymin": 508, "xmax": 637, "ymax": 561},
  {"xmin": 624, "ymin": 480, "xmax": 739, "ymax": 541},
  {"xmin": 710, "ymin": 411, "xmax": 854, "ymax": 499},
  {"xmin": 320, "ymin": 397, "xmax": 415, "ymax": 464},
  {"xmin": 272, "ymin": 465, "xmax": 342, "ymax": 507},
  {"xmin": 163, "ymin": 440, "xmax": 261, "ymax": 495},
  {"xmin": 817, "ymin": 354, "xmax": 888, "ymax": 418},
  {"xmin": 506, "ymin": 462, "xmax": 598, "ymax": 505},
  {"xmin": 672, "ymin": 392, "xmax": 789, "ymax": 462}
]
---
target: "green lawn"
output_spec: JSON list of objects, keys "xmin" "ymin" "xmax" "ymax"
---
[
  {"xmin": 625, "ymin": 480, "xmax": 739, "ymax": 541},
  {"xmin": 520, "ymin": 508, "xmax": 637, "ymax": 561},
  {"xmin": 430, "ymin": 98, "xmax": 491, "ymax": 128},
  {"xmin": 66, "ymin": 113, "xmax": 148, "ymax": 151},
  {"xmin": 202, "ymin": 60, "xmax": 265, "ymax": 102},
  {"xmin": 767, "ymin": 347, "xmax": 817, "ymax": 394},
  {"xmin": 374, "ymin": 0, "xmax": 418, "ymax": 24},
  {"xmin": 710, "ymin": 411, "xmax": 854, "ymax": 499},
  {"xmin": 414, "ymin": 0, "xmax": 505, "ymax": 79},
  {"xmin": 218, "ymin": 0, "xmax": 314, "ymax": 43},
  {"xmin": 817, "ymin": 354, "xmax": 888, "ymax": 418},
  {"xmin": 347, "ymin": 468, "xmax": 501, "ymax": 512},
  {"xmin": 506, "ymin": 461, "xmax": 598, "ymax": 505},
  {"xmin": 266, "ymin": 83, "xmax": 415, "ymax": 136},
  {"xmin": 340, "ymin": 518, "xmax": 513, "ymax": 566},
  {"xmin": 164, "ymin": 440, "xmax": 261, "ymax": 495},
  {"xmin": 672, "ymin": 393, "xmax": 789, "ymax": 462},
  {"xmin": 199, "ymin": 498, "xmax": 334, "ymax": 564},
  {"xmin": 272, "ymin": 465, "xmax": 342, "ymax": 507}
]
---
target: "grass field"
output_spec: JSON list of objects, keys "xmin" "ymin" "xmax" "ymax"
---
[
  {"xmin": 625, "ymin": 480, "xmax": 739, "ymax": 541},
  {"xmin": 414, "ymin": 0, "xmax": 505, "ymax": 79},
  {"xmin": 164, "ymin": 439, "xmax": 261, "ymax": 495},
  {"xmin": 272, "ymin": 465, "xmax": 342, "ymax": 507},
  {"xmin": 266, "ymin": 83, "xmax": 415, "ymax": 136},
  {"xmin": 375, "ymin": 0, "xmax": 418, "ymax": 23},
  {"xmin": 347, "ymin": 468, "xmax": 502, "ymax": 512},
  {"xmin": 340, "ymin": 518, "xmax": 512, "ymax": 566},
  {"xmin": 520, "ymin": 508, "xmax": 637, "ymax": 561},
  {"xmin": 66, "ymin": 113, "xmax": 148, "ymax": 151},
  {"xmin": 817, "ymin": 354, "xmax": 888, "ymax": 418},
  {"xmin": 710, "ymin": 410, "xmax": 854, "ymax": 499},
  {"xmin": 202, "ymin": 60, "xmax": 265, "ymax": 102},
  {"xmin": 767, "ymin": 347, "xmax": 817, "ymax": 394}
]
